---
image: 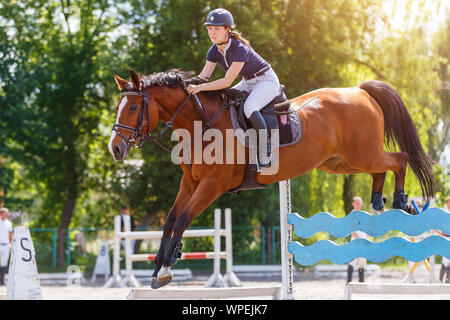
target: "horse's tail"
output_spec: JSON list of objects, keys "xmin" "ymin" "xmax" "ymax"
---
[{"xmin": 358, "ymin": 80, "xmax": 436, "ymax": 200}]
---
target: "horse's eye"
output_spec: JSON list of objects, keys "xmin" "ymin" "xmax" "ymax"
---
[{"xmin": 129, "ymin": 104, "xmax": 138, "ymax": 111}]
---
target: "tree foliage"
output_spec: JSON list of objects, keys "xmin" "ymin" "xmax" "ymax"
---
[{"xmin": 0, "ymin": 0, "xmax": 448, "ymax": 267}]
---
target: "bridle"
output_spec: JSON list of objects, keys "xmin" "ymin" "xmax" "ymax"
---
[
  {"xmin": 112, "ymin": 87, "xmax": 190, "ymax": 153},
  {"xmin": 111, "ymin": 85, "xmax": 222, "ymax": 153},
  {"xmin": 112, "ymin": 90, "xmax": 150, "ymax": 151}
]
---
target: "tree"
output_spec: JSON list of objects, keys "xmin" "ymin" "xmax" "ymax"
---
[
  {"xmin": 0, "ymin": 0, "xmax": 447, "ymax": 268},
  {"xmin": 0, "ymin": 0, "xmax": 119, "ymax": 268}
]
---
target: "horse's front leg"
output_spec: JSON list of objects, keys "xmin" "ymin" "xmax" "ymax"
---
[
  {"xmin": 152, "ymin": 173, "xmax": 198, "ymax": 287},
  {"xmin": 152, "ymin": 177, "xmax": 227, "ymax": 289}
]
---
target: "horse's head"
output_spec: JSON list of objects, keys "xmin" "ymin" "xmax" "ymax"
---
[{"xmin": 108, "ymin": 70, "xmax": 159, "ymax": 160}]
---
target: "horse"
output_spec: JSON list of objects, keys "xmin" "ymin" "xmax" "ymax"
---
[{"xmin": 108, "ymin": 69, "xmax": 436, "ymax": 289}]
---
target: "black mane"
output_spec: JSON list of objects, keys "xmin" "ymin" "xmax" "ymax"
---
[{"xmin": 124, "ymin": 69, "xmax": 247, "ymax": 101}]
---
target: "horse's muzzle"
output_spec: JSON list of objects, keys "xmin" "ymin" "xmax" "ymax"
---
[{"xmin": 110, "ymin": 142, "xmax": 129, "ymax": 161}]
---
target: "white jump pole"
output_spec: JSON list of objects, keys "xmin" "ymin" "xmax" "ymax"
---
[
  {"xmin": 105, "ymin": 209, "xmax": 241, "ymax": 289},
  {"xmin": 223, "ymin": 208, "xmax": 242, "ymax": 287},
  {"xmin": 104, "ymin": 215, "xmax": 123, "ymax": 288},
  {"xmin": 279, "ymin": 180, "xmax": 295, "ymax": 300},
  {"xmin": 123, "ymin": 215, "xmax": 140, "ymax": 287},
  {"xmin": 205, "ymin": 209, "xmax": 226, "ymax": 287}
]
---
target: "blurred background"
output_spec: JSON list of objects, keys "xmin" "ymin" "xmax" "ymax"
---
[{"xmin": 0, "ymin": 0, "xmax": 448, "ymax": 273}]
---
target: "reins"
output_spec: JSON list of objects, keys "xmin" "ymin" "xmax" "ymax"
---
[
  {"xmin": 112, "ymin": 87, "xmax": 225, "ymax": 153},
  {"xmin": 112, "ymin": 84, "xmax": 319, "ymax": 155}
]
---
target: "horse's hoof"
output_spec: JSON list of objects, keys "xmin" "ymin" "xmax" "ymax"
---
[
  {"xmin": 151, "ymin": 266, "xmax": 173, "ymax": 289},
  {"xmin": 151, "ymin": 273, "xmax": 173, "ymax": 289},
  {"xmin": 370, "ymin": 193, "xmax": 385, "ymax": 215},
  {"xmin": 369, "ymin": 203, "xmax": 385, "ymax": 215},
  {"xmin": 393, "ymin": 192, "xmax": 408, "ymax": 211}
]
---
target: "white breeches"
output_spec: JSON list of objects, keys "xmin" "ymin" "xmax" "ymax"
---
[{"xmin": 232, "ymin": 68, "xmax": 281, "ymax": 119}]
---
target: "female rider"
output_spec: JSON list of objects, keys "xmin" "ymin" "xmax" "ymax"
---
[{"xmin": 186, "ymin": 8, "xmax": 282, "ymax": 168}]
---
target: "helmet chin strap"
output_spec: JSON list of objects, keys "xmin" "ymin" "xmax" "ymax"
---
[
  {"xmin": 216, "ymin": 38, "xmax": 229, "ymax": 46},
  {"xmin": 216, "ymin": 32, "xmax": 232, "ymax": 46}
]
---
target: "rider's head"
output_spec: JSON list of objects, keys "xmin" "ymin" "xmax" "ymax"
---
[
  {"xmin": 204, "ymin": 8, "xmax": 234, "ymax": 45},
  {"xmin": 204, "ymin": 8, "xmax": 250, "ymax": 46}
]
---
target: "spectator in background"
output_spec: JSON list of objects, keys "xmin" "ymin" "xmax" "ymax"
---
[
  {"xmin": 0, "ymin": 208, "xmax": 13, "ymax": 286},
  {"xmin": 404, "ymin": 198, "xmax": 431, "ymax": 283},
  {"xmin": 120, "ymin": 205, "xmax": 136, "ymax": 255},
  {"xmin": 346, "ymin": 196, "xmax": 369, "ymax": 283}
]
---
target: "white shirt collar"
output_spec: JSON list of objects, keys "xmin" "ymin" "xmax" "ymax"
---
[{"xmin": 217, "ymin": 38, "xmax": 232, "ymax": 67}]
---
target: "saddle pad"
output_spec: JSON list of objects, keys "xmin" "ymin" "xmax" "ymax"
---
[{"xmin": 230, "ymin": 100, "xmax": 303, "ymax": 149}]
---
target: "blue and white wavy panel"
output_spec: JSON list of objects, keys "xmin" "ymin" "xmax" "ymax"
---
[
  {"xmin": 287, "ymin": 208, "xmax": 450, "ymax": 238},
  {"xmin": 288, "ymin": 236, "xmax": 450, "ymax": 266}
]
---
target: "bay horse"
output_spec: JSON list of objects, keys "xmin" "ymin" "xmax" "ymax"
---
[{"xmin": 108, "ymin": 69, "xmax": 435, "ymax": 289}]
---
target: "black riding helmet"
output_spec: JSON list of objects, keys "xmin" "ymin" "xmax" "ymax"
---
[{"xmin": 204, "ymin": 8, "xmax": 235, "ymax": 28}]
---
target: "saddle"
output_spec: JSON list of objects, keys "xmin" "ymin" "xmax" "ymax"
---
[
  {"xmin": 230, "ymin": 85, "xmax": 302, "ymax": 149},
  {"xmin": 227, "ymin": 85, "xmax": 303, "ymax": 195}
]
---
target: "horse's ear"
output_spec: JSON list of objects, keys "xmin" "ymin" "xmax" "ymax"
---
[
  {"xmin": 114, "ymin": 73, "xmax": 128, "ymax": 90},
  {"xmin": 129, "ymin": 70, "xmax": 141, "ymax": 91}
]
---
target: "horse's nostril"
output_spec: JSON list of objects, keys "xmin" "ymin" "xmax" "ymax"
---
[{"xmin": 113, "ymin": 146, "xmax": 121, "ymax": 157}]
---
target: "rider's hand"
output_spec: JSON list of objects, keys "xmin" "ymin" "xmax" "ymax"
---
[{"xmin": 187, "ymin": 84, "xmax": 201, "ymax": 95}]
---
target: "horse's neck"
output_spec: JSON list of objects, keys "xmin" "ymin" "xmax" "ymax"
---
[
  {"xmin": 152, "ymin": 88, "xmax": 200, "ymax": 133},
  {"xmin": 154, "ymin": 89, "xmax": 223, "ymax": 133}
]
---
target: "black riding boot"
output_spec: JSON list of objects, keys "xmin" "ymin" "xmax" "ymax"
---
[
  {"xmin": 248, "ymin": 111, "xmax": 272, "ymax": 168},
  {"xmin": 358, "ymin": 268, "xmax": 365, "ymax": 282},
  {"xmin": 346, "ymin": 265, "xmax": 353, "ymax": 283}
]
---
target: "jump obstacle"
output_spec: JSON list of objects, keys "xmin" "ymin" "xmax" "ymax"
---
[
  {"xmin": 127, "ymin": 206, "xmax": 283, "ymax": 300},
  {"xmin": 281, "ymin": 177, "xmax": 450, "ymax": 300},
  {"xmin": 127, "ymin": 179, "xmax": 450, "ymax": 300},
  {"xmin": 127, "ymin": 179, "xmax": 313, "ymax": 300},
  {"xmin": 105, "ymin": 208, "xmax": 241, "ymax": 288}
]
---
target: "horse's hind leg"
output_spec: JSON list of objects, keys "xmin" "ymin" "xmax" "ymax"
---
[
  {"xmin": 346, "ymin": 150, "xmax": 409, "ymax": 210},
  {"xmin": 390, "ymin": 152, "xmax": 409, "ymax": 210},
  {"xmin": 373, "ymin": 152, "xmax": 409, "ymax": 210},
  {"xmin": 370, "ymin": 172, "xmax": 386, "ymax": 214},
  {"xmin": 319, "ymin": 152, "xmax": 408, "ymax": 212},
  {"xmin": 318, "ymin": 158, "xmax": 386, "ymax": 214}
]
